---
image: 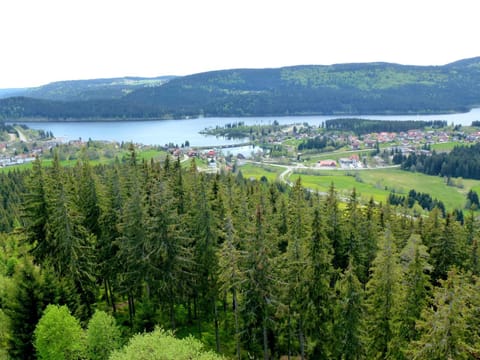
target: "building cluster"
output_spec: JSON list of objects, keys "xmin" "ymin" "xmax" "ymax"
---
[{"xmin": 347, "ymin": 128, "xmax": 457, "ymax": 152}]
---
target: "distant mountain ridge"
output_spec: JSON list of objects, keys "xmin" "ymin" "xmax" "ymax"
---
[
  {"xmin": 1, "ymin": 57, "xmax": 480, "ymax": 120},
  {"xmin": 0, "ymin": 88, "xmax": 26, "ymax": 99},
  {"xmin": 0, "ymin": 76, "xmax": 176, "ymax": 101}
]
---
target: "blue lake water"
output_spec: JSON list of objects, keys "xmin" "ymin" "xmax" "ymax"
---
[{"xmin": 16, "ymin": 108, "xmax": 480, "ymax": 147}]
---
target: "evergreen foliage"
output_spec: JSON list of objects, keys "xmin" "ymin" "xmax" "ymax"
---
[
  {"xmin": 5, "ymin": 258, "xmax": 46, "ymax": 360},
  {"xmin": 401, "ymin": 143, "xmax": 480, "ymax": 180},
  {"xmin": 0, "ymin": 144, "xmax": 479, "ymax": 358},
  {"xmin": 325, "ymin": 118, "xmax": 447, "ymax": 135},
  {"xmin": 409, "ymin": 269, "xmax": 480, "ymax": 359},
  {"xmin": 364, "ymin": 226, "xmax": 402, "ymax": 358},
  {"xmin": 2, "ymin": 58, "xmax": 480, "ymax": 119}
]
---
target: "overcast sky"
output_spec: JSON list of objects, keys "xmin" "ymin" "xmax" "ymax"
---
[{"xmin": 0, "ymin": 0, "xmax": 478, "ymax": 88}]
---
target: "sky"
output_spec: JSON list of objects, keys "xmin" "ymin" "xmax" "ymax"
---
[{"xmin": 0, "ymin": 0, "xmax": 478, "ymax": 88}]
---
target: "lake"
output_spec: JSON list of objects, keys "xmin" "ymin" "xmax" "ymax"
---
[{"xmin": 17, "ymin": 108, "xmax": 480, "ymax": 147}]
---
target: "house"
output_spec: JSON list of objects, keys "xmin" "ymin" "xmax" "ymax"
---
[
  {"xmin": 339, "ymin": 154, "xmax": 362, "ymax": 169},
  {"xmin": 350, "ymin": 140, "xmax": 360, "ymax": 150},
  {"xmin": 318, "ymin": 160, "xmax": 337, "ymax": 167},
  {"xmin": 349, "ymin": 154, "xmax": 360, "ymax": 162},
  {"xmin": 172, "ymin": 148, "xmax": 182, "ymax": 157},
  {"xmin": 207, "ymin": 150, "xmax": 216, "ymax": 158}
]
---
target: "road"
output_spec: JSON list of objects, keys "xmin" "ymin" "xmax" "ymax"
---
[
  {"xmin": 14, "ymin": 126, "xmax": 28, "ymax": 142},
  {"xmin": 245, "ymin": 160, "xmax": 400, "ymax": 188}
]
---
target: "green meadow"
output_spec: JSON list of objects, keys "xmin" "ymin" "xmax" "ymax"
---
[
  {"xmin": 238, "ymin": 163, "xmax": 284, "ymax": 183},
  {"xmin": 290, "ymin": 168, "xmax": 480, "ymax": 210},
  {"xmin": 0, "ymin": 148, "xmax": 167, "ymax": 173}
]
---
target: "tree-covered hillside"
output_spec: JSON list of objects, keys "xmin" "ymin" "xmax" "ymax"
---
[
  {"xmin": 1, "ymin": 57, "xmax": 480, "ymax": 120},
  {"xmin": 1, "ymin": 76, "xmax": 176, "ymax": 101},
  {"xmin": 1, "ymin": 147, "xmax": 480, "ymax": 359}
]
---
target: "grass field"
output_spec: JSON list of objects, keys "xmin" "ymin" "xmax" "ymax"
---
[
  {"xmin": 286, "ymin": 167, "xmax": 480, "ymax": 211},
  {"xmin": 0, "ymin": 148, "xmax": 167, "ymax": 173},
  {"xmin": 238, "ymin": 163, "xmax": 284, "ymax": 182},
  {"xmin": 290, "ymin": 172, "xmax": 389, "ymax": 203},
  {"xmin": 302, "ymin": 149, "xmax": 371, "ymax": 165},
  {"xmin": 430, "ymin": 141, "xmax": 460, "ymax": 152}
]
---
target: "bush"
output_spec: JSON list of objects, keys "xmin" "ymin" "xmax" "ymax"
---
[
  {"xmin": 86, "ymin": 310, "xmax": 121, "ymax": 360},
  {"xmin": 34, "ymin": 304, "xmax": 84, "ymax": 360},
  {"xmin": 109, "ymin": 327, "xmax": 224, "ymax": 360}
]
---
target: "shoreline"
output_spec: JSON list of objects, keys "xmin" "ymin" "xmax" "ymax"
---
[{"xmin": 4, "ymin": 107, "xmax": 478, "ymax": 123}]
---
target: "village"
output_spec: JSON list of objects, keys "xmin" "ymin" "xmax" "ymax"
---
[
  {"xmin": 1, "ymin": 121, "xmax": 480, "ymax": 172},
  {"xmin": 167, "ymin": 122, "xmax": 480, "ymax": 172}
]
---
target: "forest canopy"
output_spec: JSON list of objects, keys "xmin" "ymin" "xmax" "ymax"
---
[
  {"xmin": 400, "ymin": 142, "xmax": 480, "ymax": 180},
  {"xmin": 2, "ymin": 58, "xmax": 480, "ymax": 120},
  {"xmin": 0, "ymin": 146, "xmax": 479, "ymax": 359}
]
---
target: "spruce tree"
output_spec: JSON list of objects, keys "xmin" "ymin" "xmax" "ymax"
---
[
  {"xmin": 282, "ymin": 178, "xmax": 310, "ymax": 359},
  {"xmin": 189, "ymin": 174, "xmax": 221, "ymax": 345},
  {"xmin": 97, "ymin": 164, "xmax": 123, "ymax": 313},
  {"xmin": 364, "ymin": 226, "xmax": 402, "ymax": 359},
  {"xmin": 344, "ymin": 188, "xmax": 369, "ymax": 282},
  {"xmin": 390, "ymin": 234, "xmax": 431, "ymax": 359},
  {"xmin": 75, "ymin": 153, "xmax": 101, "ymax": 239},
  {"xmin": 6, "ymin": 259, "xmax": 44, "ymax": 360},
  {"xmin": 430, "ymin": 213, "xmax": 465, "ymax": 282},
  {"xmin": 333, "ymin": 259, "xmax": 365, "ymax": 360},
  {"xmin": 116, "ymin": 179, "xmax": 146, "ymax": 326},
  {"xmin": 23, "ymin": 157, "xmax": 48, "ymax": 262},
  {"xmin": 324, "ymin": 183, "xmax": 345, "ymax": 271},
  {"xmin": 218, "ymin": 215, "xmax": 244, "ymax": 360},
  {"xmin": 43, "ymin": 152, "xmax": 96, "ymax": 321},
  {"xmin": 144, "ymin": 177, "xmax": 184, "ymax": 329},
  {"xmin": 358, "ymin": 197, "xmax": 379, "ymax": 284},
  {"xmin": 464, "ymin": 210, "xmax": 480, "ymax": 275},
  {"xmin": 241, "ymin": 203, "xmax": 277, "ymax": 360},
  {"xmin": 307, "ymin": 206, "xmax": 334, "ymax": 359},
  {"xmin": 409, "ymin": 269, "xmax": 480, "ymax": 359}
]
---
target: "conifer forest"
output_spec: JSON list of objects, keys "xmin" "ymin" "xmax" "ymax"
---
[{"xmin": 1, "ymin": 146, "xmax": 480, "ymax": 359}]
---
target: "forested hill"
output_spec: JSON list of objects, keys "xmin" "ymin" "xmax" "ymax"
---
[
  {"xmin": 0, "ymin": 76, "xmax": 176, "ymax": 101},
  {"xmin": 1, "ymin": 57, "xmax": 480, "ymax": 120}
]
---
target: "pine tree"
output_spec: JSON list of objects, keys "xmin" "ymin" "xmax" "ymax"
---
[
  {"xmin": 75, "ymin": 153, "xmax": 101, "ymax": 239},
  {"xmin": 333, "ymin": 259, "xmax": 365, "ymax": 360},
  {"xmin": 409, "ymin": 269, "xmax": 480, "ymax": 359},
  {"xmin": 430, "ymin": 213, "xmax": 465, "ymax": 282},
  {"xmin": 218, "ymin": 215, "xmax": 244, "ymax": 360},
  {"xmin": 343, "ymin": 188, "xmax": 369, "ymax": 282},
  {"xmin": 358, "ymin": 197, "xmax": 379, "ymax": 284},
  {"xmin": 97, "ymin": 164, "xmax": 123, "ymax": 313},
  {"xmin": 43, "ymin": 151, "xmax": 96, "ymax": 321},
  {"xmin": 420, "ymin": 207, "xmax": 443, "ymax": 250},
  {"xmin": 242, "ymin": 203, "xmax": 277, "ymax": 360},
  {"xmin": 116, "ymin": 178, "xmax": 146, "ymax": 326},
  {"xmin": 144, "ymin": 176, "xmax": 184, "ymax": 329},
  {"xmin": 6, "ymin": 259, "xmax": 45, "ymax": 360},
  {"xmin": 282, "ymin": 178, "xmax": 310, "ymax": 359},
  {"xmin": 324, "ymin": 183, "xmax": 345, "ymax": 271},
  {"xmin": 463, "ymin": 210, "xmax": 480, "ymax": 275},
  {"xmin": 390, "ymin": 234, "xmax": 431, "ymax": 359},
  {"xmin": 307, "ymin": 206, "xmax": 334, "ymax": 359},
  {"xmin": 22, "ymin": 157, "xmax": 48, "ymax": 261},
  {"xmin": 188, "ymin": 174, "xmax": 221, "ymax": 347},
  {"xmin": 364, "ymin": 226, "xmax": 402, "ymax": 359}
]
